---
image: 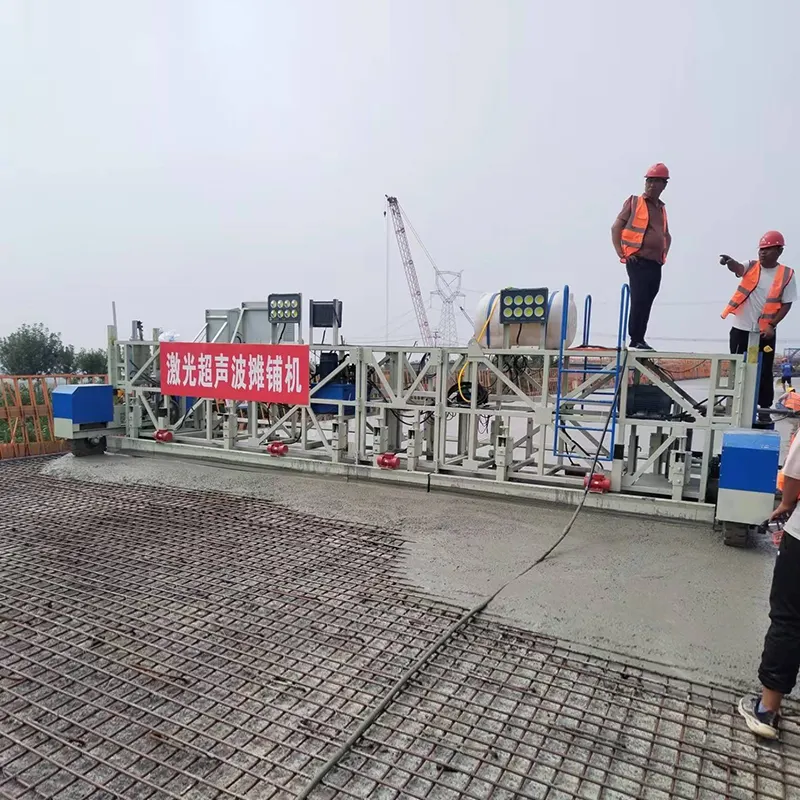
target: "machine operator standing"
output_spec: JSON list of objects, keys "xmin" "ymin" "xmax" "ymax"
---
[
  {"xmin": 611, "ymin": 163, "xmax": 672, "ymax": 351},
  {"xmin": 720, "ymin": 231, "xmax": 796, "ymax": 415}
]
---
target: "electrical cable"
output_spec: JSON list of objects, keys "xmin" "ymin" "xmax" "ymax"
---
[
  {"xmin": 446, "ymin": 381, "xmax": 488, "ymax": 408},
  {"xmin": 398, "ymin": 203, "xmax": 443, "ymax": 276},
  {"xmin": 348, "ymin": 308, "xmax": 421, "ymax": 345},
  {"xmin": 297, "ymin": 350, "xmax": 629, "ymax": 799}
]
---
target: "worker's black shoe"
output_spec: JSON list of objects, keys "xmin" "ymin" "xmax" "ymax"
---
[
  {"xmin": 738, "ymin": 696, "xmax": 779, "ymax": 740},
  {"xmin": 629, "ymin": 341, "xmax": 654, "ymax": 351}
]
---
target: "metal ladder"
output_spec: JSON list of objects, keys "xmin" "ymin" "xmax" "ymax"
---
[{"xmin": 552, "ymin": 285, "xmax": 630, "ymax": 464}]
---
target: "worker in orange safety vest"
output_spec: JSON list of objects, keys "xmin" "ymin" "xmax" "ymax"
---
[
  {"xmin": 778, "ymin": 387, "xmax": 800, "ymax": 413},
  {"xmin": 612, "ymin": 163, "xmax": 671, "ymax": 351},
  {"xmin": 720, "ymin": 231, "xmax": 797, "ymax": 415}
]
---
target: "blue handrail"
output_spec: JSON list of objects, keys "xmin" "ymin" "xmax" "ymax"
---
[
  {"xmin": 614, "ymin": 284, "xmax": 631, "ymax": 412},
  {"xmin": 557, "ymin": 286, "xmax": 570, "ymax": 359},
  {"xmin": 617, "ymin": 284, "xmax": 631, "ymax": 350},
  {"xmin": 581, "ymin": 295, "xmax": 592, "ymax": 348},
  {"xmin": 604, "ymin": 282, "xmax": 632, "ymax": 454},
  {"xmin": 753, "ymin": 350, "xmax": 763, "ymax": 426},
  {"xmin": 552, "ymin": 285, "xmax": 571, "ymax": 454},
  {"xmin": 580, "ymin": 294, "xmax": 593, "ymax": 387},
  {"xmin": 552, "ymin": 283, "xmax": 631, "ymax": 462}
]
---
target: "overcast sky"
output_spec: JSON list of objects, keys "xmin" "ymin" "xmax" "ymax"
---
[{"xmin": 2, "ymin": 1, "xmax": 799, "ymax": 351}]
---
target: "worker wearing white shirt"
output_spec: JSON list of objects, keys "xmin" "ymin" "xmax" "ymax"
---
[
  {"xmin": 740, "ymin": 432, "xmax": 800, "ymax": 739},
  {"xmin": 720, "ymin": 231, "xmax": 796, "ymax": 414}
]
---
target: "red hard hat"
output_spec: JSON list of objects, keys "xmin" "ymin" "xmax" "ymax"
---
[
  {"xmin": 645, "ymin": 163, "xmax": 670, "ymax": 179},
  {"xmin": 759, "ymin": 230, "xmax": 786, "ymax": 249}
]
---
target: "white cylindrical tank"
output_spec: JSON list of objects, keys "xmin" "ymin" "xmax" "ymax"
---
[{"xmin": 473, "ymin": 289, "xmax": 578, "ymax": 349}]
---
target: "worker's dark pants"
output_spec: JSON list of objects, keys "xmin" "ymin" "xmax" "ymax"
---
[
  {"xmin": 729, "ymin": 327, "xmax": 776, "ymax": 409},
  {"xmin": 626, "ymin": 258, "xmax": 662, "ymax": 344},
  {"xmin": 784, "ymin": 378, "xmax": 793, "ymax": 390},
  {"xmin": 759, "ymin": 533, "xmax": 800, "ymax": 696}
]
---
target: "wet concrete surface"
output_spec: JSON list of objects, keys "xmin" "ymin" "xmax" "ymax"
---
[{"xmin": 41, "ymin": 451, "xmax": 777, "ymax": 691}]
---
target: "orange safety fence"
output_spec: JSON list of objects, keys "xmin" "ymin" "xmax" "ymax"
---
[{"xmin": 0, "ymin": 374, "xmax": 108, "ymax": 460}]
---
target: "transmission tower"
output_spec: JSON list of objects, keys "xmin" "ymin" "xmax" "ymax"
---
[{"xmin": 431, "ymin": 270, "xmax": 465, "ymax": 347}]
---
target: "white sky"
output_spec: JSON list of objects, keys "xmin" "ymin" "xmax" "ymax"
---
[{"xmin": 1, "ymin": 0, "xmax": 799, "ymax": 351}]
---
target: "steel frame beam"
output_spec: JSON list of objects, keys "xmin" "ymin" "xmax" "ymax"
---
[{"xmin": 112, "ymin": 333, "xmax": 752, "ymax": 517}]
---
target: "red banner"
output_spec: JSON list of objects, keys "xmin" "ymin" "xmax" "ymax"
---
[{"xmin": 160, "ymin": 342, "xmax": 310, "ymax": 405}]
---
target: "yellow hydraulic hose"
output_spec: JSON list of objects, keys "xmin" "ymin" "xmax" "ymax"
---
[{"xmin": 457, "ymin": 294, "xmax": 500, "ymax": 403}]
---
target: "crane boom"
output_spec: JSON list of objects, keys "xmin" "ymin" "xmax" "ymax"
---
[{"xmin": 385, "ymin": 196, "xmax": 434, "ymax": 347}]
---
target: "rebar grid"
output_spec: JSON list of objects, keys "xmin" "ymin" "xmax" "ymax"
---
[
  {"xmin": 322, "ymin": 621, "xmax": 800, "ymax": 799},
  {"xmin": 2, "ymin": 458, "xmax": 799, "ymax": 800},
  {"xmin": 0, "ymin": 460, "xmax": 460, "ymax": 799}
]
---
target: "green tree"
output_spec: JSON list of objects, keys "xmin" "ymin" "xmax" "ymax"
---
[
  {"xmin": 0, "ymin": 323, "xmax": 75, "ymax": 375},
  {"xmin": 75, "ymin": 348, "xmax": 107, "ymax": 374}
]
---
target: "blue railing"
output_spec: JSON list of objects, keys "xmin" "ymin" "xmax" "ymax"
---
[
  {"xmin": 581, "ymin": 295, "xmax": 592, "ymax": 348},
  {"xmin": 580, "ymin": 294, "xmax": 593, "ymax": 385},
  {"xmin": 617, "ymin": 283, "xmax": 630, "ymax": 351}
]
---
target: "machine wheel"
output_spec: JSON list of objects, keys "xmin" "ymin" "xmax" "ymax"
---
[
  {"xmin": 71, "ymin": 436, "xmax": 107, "ymax": 458},
  {"xmin": 722, "ymin": 521, "xmax": 750, "ymax": 548}
]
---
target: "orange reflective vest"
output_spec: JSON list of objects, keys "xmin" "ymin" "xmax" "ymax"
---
[
  {"xmin": 784, "ymin": 392, "xmax": 800, "ymax": 412},
  {"xmin": 620, "ymin": 195, "xmax": 669, "ymax": 263},
  {"xmin": 721, "ymin": 262, "xmax": 794, "ymax": 334}
]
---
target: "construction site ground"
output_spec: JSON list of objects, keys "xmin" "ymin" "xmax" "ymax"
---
[{"xmin": 1, "ymin": 452, "xmax": 799, "ymax": 799}]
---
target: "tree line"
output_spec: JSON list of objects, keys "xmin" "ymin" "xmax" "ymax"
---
[{"xmin": 0, "ymin": 323, "xmax": 107, "ymax": 375}]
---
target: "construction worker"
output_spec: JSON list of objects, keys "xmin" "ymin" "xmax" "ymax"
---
[
  {"xmin": 720, "ymin": 231, "xmax": 797, "ymax": 415},
  {"xmin": 777, "ymin": 387, "xmax": 800, "ymax": 448},
  {"xmin": 740, "ymin": 431, "xmax": 800, "ymax": 739},
  {"xmin": 782, "ymin": 360, "xmax": 793, "ymax": 390},
  {"xmin": 612, "ymin": 163, "xmax": 671, "ymax": 351},
  {"xmin": 777, "ymin": 386, "xmax": 800, "ymax": 412}
]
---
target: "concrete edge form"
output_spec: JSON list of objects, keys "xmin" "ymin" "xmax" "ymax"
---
[{"xmin": 108, "ymin": 435, "xmax": 716, "ymax": 523}]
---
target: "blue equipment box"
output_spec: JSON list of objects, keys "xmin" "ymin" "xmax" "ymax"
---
[
  {"xmin": 311, "ymin": 383, "xmax": 356, "ymax": 416},
  {"xmin": 52, "ymin": 384, "xmax": 115, "ymax": 425},
  {"xmin": 719, "ymin": 429, "xmax": 780, "ymax": 496}
]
